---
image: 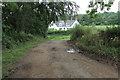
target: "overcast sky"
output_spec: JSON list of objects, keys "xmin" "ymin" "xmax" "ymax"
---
[{"xmin": 72, "ymin": 0, "xmax": 119, "ymax": 14}]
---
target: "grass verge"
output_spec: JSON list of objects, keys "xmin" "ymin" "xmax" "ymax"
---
[
  {"xmin": 2, "ymin": 36, "xmax": 48, "ymax": 78},
  {"xmin": 47, "ymin": 30, "xmax": 71, "ymax": 40},
  {"xmin": 48, "ymin": 34, "xmax": 70, "ymax": 40}
]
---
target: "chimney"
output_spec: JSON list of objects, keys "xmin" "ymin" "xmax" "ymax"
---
[
  {"xmin": 75, "ymin": 17, "xmax": 77, "ymax": 20},
  {"xmin": 71, "ymin": 17, "xmax": 72, "ymax": 22}
]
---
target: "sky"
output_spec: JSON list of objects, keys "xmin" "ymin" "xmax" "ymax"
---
[{"xmin": 71, "ymin": 0, "xmax": 119, "ymax": 14}]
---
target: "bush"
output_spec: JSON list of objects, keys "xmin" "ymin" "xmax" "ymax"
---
[
  {"xmin": 2, "ymin": 34, "xmax": 16, "ymax": 49},
  {"xmin": 100, "ymin": 26, "xmax": 120, "ymax": 47},
  {"xmin": 70, "ymin": 26, "xmax": 84, "ymax": 41},
  {"xmin": 70, "ymin": 25, "xmax": 120, "ymax": 59},
  {"xmin": 12, "ymin": 31, "xmax": 33, "ymax": 43},
  {"xmin": 70, "ymin": 25, "xmax": 98, "ymax": 41},
  {"xmin": 3, "ymin": 25, "xmax": 34, "ymax": 49}
]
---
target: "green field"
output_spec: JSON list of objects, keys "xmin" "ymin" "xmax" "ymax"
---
[
  {"xmin": 84, "ymin": 25, "xmax": 118, "ymax": 30},
  {"xmin": 47, "ymin": 30, "xmax": 71, "ymax": 40},
  {"xmin": 96, "ymin": 25, "xmax": 118, "ymax": 30},
  {"xmin": 48, "ymin": 34, "xmax": 70, "ymax": 40}
]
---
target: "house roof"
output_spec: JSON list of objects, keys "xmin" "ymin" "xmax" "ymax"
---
[{"xmin": 55, "ymin": 20, "xmax": 76, "ymax": 27}]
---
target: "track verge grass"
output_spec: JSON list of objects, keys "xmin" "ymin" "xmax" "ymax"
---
[{"xmin": 2, "ymin": 36, "xmax": 48, "ymax": 78}]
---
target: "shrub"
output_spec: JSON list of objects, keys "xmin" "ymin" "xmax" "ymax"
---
[
  {"xmin": 70, "ymin": 25, "xmax": 120, "ymax": 59},
  {"xmin": 100, "ymin": 26, "xmax": 120, "ymax": 47},
  {"xmin": 70, "ymin": 25, "xmax": 98, "ymax": 41},
  {"xmin": 2, "ymin": 33, "xmax": 15, "ymax": 49},
  {"xmin": 2, "ymin": 25, "xmax": 34, "ymax": 49},
  {"xmin": 70, "ymin": 26, "xmax": 84, "ymax": 41}
]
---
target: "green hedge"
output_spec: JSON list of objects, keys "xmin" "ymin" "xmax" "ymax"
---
[{"xmin": 70, "ymin": 25, "xmax": 120, "ymax": 59}]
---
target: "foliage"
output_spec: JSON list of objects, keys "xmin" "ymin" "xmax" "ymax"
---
[
  {"xmin": 100, "ymin": 26, "xmax": 120, "ymax": 47},
  {"xmin": 60, "ymin": 12, "xmax": 118, "ymax": 26},
  {"xmin": 2, "ymin": 25, "xmax": 33, "ymax": 49},
  {"xmin": 71, "ymin": 25, "xmax": 120, "ymax": 59},
  {"xmin": 70, "ymin": 26, "xmax": 84, "ymax": 41},
  {"xmin": 71, "ymin": 25, "xmax": 97, "ymax": 41},
  {"xmin": 77, "ymin": 12, "xmax": 118, "ymax": 26}
]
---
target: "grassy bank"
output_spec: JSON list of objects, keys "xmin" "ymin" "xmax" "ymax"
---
[
  {"xmin": 70, "ymin": 25, "xmax": 120, "ymax": 61},
  {"xmin": 2, "ymin": 36, "xmax": 48, "ymax": 78}
]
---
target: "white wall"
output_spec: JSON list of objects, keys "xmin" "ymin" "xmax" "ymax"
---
[{"xmin": 71, "ymin": 20, "xmax": 80, "ymax": 28}]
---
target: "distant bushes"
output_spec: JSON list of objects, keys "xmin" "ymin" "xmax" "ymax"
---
[
  {"xmin": 70, "ymin": 25, "xmax": 120, "ymax": 59},
  {"xmin": 77, "ymin": 12, "xmax": 118, "ymax": 26}
]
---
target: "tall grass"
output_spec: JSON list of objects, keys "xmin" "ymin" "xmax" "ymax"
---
[{"xmin": 71, "ymin": 25, "xmax": 120, "ymax": 60}]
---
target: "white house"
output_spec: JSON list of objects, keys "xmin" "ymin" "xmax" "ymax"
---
[{"xmin": 48, "ymin": 18, "xmax": 80, "ymax": 31}]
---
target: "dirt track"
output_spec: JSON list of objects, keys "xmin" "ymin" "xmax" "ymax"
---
[{"xmin": 10, "ymin": 40, "xmax": 118, "ymax": 78}]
